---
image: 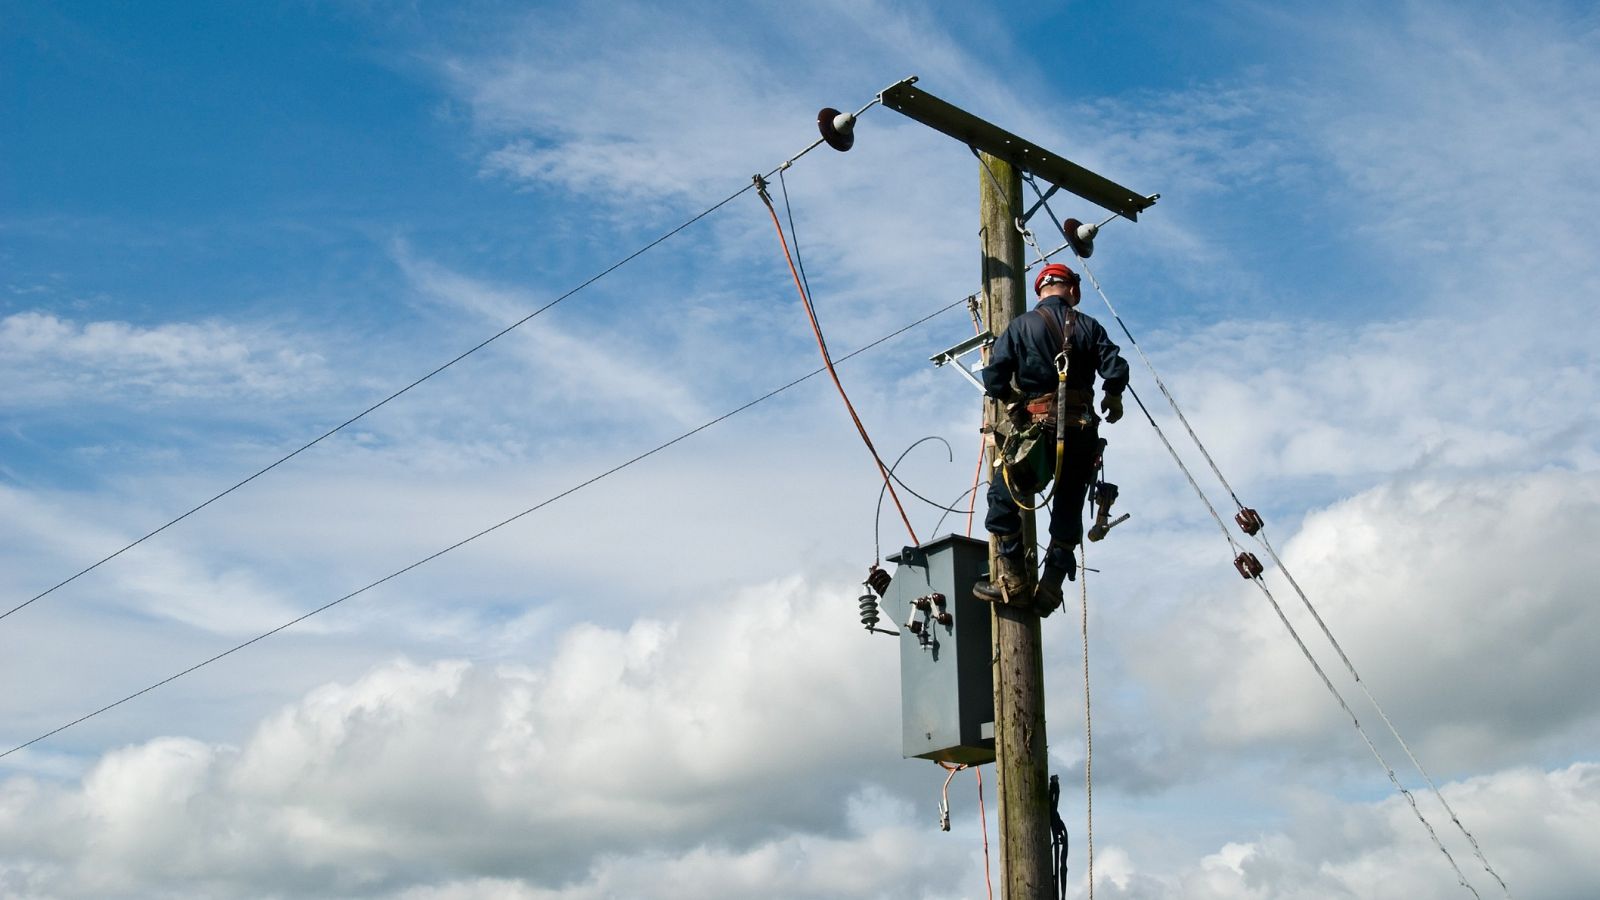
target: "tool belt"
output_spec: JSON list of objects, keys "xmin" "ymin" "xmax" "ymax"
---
[{"xmin": 1024, "ymin": 389, "xmax": 1094, "ymax": 423}]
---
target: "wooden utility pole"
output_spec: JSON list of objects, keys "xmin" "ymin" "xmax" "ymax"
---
[{"xmin": 979, "ymin": 151, "xmax": 1052, "ymax": 897}]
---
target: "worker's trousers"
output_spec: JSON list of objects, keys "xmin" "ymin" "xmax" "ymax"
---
[{"xmin": 985, "ymin": 422, "xmax": 1100, "ymax": 564}]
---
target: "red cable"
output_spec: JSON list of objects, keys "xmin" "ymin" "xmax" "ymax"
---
[
  {"xmin": 967, "ymin": 442, "xmax": 983, "ymax": 537},
  {"xmin": 966, "ymin": 307, "xmax": 988, "ymax": 537},
  {"xmin": 758, "ymin": 187, "xmax": 919, "ymax": 547},
  {"xmin": 940, "ymin": 761, "xmax": 995, "ymax": 900}
]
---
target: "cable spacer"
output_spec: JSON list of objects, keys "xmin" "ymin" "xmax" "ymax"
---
[{"xmin": 1234, "ymin": 551, "xmax": 1264, "ymax": 579}]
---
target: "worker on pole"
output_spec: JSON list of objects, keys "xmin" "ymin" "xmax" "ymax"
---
[{"xmin": 973, "ymin": 262, "xmax": 1129, "ymax": 614}]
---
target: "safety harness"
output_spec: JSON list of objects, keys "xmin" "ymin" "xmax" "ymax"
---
[{"xmin": 999, "ymin": 302, "xmax": 1084, "ymax": 511}]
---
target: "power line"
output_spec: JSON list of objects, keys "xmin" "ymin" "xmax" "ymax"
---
[
  {"xmin": 1, "ymin": 185, "xmax": 752, "ymax": 625},
  {"xmin": 0, "ymin": 293, "xmax": 969, "ymax": 760},
  {"xmin": 2, "ymin": 104, "xmax": 865, "ymax": 627}
]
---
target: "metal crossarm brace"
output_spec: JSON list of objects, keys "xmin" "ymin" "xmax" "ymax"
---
[{"xmin": 930, "ymin": 331, "xmax": 995, "ymax": 392}]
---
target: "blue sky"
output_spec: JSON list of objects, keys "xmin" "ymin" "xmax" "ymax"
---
[{"xmin": 4, "ymin": 1, "xmax": 1599, "ymax": 898}]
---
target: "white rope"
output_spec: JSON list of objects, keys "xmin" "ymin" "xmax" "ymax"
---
[{"xmin": 1079, "ymin": 540, "xmax": 1095, "ymax": 900}]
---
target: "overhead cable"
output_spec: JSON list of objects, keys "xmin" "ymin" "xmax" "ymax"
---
[
  {"xmin": 2, "ymin": 186, "xmax": 750, "ymax": 625},
  {"xmin": 0, "ymin": 293, "xmax": 970, "ymax": 760},
  {"xmin": 1121, "ymin": 388, "xmax": 1484, "ymax": 899},
  {"xmin": 757, "ymin": 173, "xmax": 919, "ymax": 550},
  {"xmin": 1014, "ymin": 166, "xmax": 1509, "ymax": 896},
  {"xmin": 3, "ymin": 83, "xmax": 893, "ymax": 628}
]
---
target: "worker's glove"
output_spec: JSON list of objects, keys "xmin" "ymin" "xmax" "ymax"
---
[
  {"xmin": 1100, "ymin": 392, "xmax": 1124, "ymax": 424},
  {"xmin": 991, "ymin": 384, "xmax": 1023, "ymax": 404}
]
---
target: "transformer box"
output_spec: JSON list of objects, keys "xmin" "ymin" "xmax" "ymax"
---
[{"xmin": 883, "ymin": 534, "xmax": 995, "ymax": 764}]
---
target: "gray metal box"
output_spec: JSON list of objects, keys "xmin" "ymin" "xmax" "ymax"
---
[{"xmin": 884, "ymin": 534, "xmax": 996, "ymax": 764}]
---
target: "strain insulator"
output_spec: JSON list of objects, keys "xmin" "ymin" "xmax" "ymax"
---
[
  {"xmin": 935, "ymin": 611, "xmax": 953, "ymax": 627},
  {"xmin": 866, "ymin": 565, "xmax": 891, "ymax": 598},
  {"xmin": 1234, "ymin": 551, "xmax": 1264, "ymax": 579},
  {"xmin": 913, "ymin": 596, "xmax": 934, "ymax": 612},
  {"xmin": 1235, "ymin": 508, "xmax": 1264, "ymax": 536},
  {"xmin": 930, "ymin": 592, "xmax": 947, "ymax": 609}
]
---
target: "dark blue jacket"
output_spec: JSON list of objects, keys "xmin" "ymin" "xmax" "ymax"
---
[{"xmin": 982, "ymin": 296, "xmax": 1129, "ymax": 398}]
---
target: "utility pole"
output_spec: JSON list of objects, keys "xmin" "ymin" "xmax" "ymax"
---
[
  {"xmin": 979, "ymin": 151, "xmax": 1052, "ymax": 898},
  {"xmin": 862, "ymin": 77, "xmax": 1153, "ymax": 900}
]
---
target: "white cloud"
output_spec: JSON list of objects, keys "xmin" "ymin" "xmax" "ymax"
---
[
  {"xmin": 391, "ymin": 248, "xmax": 714, "ymax": 428},
  {"xmin": 0, "ymin": 577, "xmax": 921, "ymax": 897},
  {"xmin": 8, "ymin": 1, "xmax": 1600, "ymax": 897},
  {"xmin": 0, "ymin": 312, "xmax": 327, "ymax": 408},
  {"xmin": 1138, "ymin": 469, "xmax": 1600, "ymax": 772},
  {"xmin": 1100, "ymin": 763, "xmax": 1600, "ymax": 900}
]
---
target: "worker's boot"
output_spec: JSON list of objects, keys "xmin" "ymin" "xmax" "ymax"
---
[
  {"xmin": 973, "ymin": 535, "xmax": 1032, "ymax": 607},
  {"xmin": 1033, "ymin": 542, "xmax": 1075, "ymax": 617}
]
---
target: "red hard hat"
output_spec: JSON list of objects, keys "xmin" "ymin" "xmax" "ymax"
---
[{"xmin": 1034, "ymin": 262, "xmax": 1077, "ymax": 295}]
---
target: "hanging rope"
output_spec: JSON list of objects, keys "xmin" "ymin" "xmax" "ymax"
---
[
  {"xmin": 757, "ymin": 174, "xmax": 919, "ymax": 551},
  {"xmin": 1079, "ymin": 539, "xmax": 1096, "ymax": 900}
]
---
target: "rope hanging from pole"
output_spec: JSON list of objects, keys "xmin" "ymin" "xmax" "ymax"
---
[
  {"xmin": 1079, "ymin": 539, "xmax": 1095, "ymax": 900},
  {"xmin": 755, "ymin": 174, "xmax": 919, "ymax": 550}
]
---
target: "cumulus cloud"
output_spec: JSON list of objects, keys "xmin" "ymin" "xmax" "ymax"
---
[
  {"xmin": 1139, "ymin": 469, "xmax": 1600, "ymax": 773},
  {"xmin": 0, "ymin": 577, "xmax": 922, "ymax": 897},
  {"xmin": 8, "ymin": 1, "xmax": 1600, "ymax": 897},
  {"xmin": 1088, "ymin": 763, "xmax": 1600, "ymax": 900}
]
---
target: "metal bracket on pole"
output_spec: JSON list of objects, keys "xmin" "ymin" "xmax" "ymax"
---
[
  {"xmin": 1021, "ymin": 183, "xmax": 1060, "ymax": 225},
  {"xmin": 880, "ymin": 81, "xmax": 1157, "ymax": 221},
  {"xmin": 930, "ymin": 331, "xmax": 995, "ymax": 393}
]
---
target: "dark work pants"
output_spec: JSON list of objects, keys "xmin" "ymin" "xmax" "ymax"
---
[{"xmin": 986, "ymin": 423, "xmax": 1100, "ymax": 566}]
